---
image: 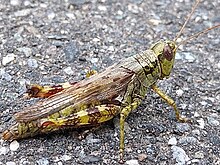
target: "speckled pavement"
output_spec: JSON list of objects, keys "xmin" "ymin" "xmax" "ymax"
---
[{"xmin": 0, "ymin": 0, "xmax": 219, "ymax": 165}]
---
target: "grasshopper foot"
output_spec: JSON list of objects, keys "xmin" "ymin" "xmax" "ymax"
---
[
  {"xmin": 177, "ymin": 116, "xmax": 189, "ymax": 123},
  {"xmin": 177, "ymin": 116, "xmax": 192, "ymax": 123},
  {"xmin": 119, "ymin": 149, "xmax": 125, "ymax": 164}
]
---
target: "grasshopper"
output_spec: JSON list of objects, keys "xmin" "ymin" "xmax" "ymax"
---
[{"xmin": 2, "ymin": 0, "xmax": 220, "ymax": 163}]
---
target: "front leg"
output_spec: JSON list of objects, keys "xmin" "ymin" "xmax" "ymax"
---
[
  {"xmin": 151, "ymin": 84, "xmax": 188, "ymax": 122},
  {"xmin": 119, "ymin": 98, "xmax": 141, "ymax": 163}
]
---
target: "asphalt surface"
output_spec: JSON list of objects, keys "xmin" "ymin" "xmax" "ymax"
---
[{"xmin": 0, "ymin": 0, "xmax": 220, "ymax": 165}]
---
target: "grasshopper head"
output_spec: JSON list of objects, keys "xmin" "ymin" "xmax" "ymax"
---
[{"xmin": 151, "ymin": 40, "xmax": 177, "ymax": 79}]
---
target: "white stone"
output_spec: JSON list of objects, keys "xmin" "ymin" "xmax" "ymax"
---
[
  {"xmin": 117, "ymin": 10, "xmax": 123, "ymax": 15},
  {"xmin": 217, "ymin": 62, "xmax": 220, "ymax": 69},
  {"xmin": 66, "ymin": 13, "xmax": 75, "ymax": 19},
  {"xmin": 6, "ymin": 162, "xmax": 16, "ymax": 165},
  {"xmin": 207, "ymin": 117, "xmax": 219, "ymax": 126},
  {"xmin": 61, "ymin": 154, "xmax": 71, "ymax": 161},
  {"xmin": 27, "ymin": 58, "xmax": 38, "ymax": 68},
  {"xmin": 14, "ymin": 9, "xmax": 31, "ymax": 17},
  {"xmin": 90, "ymin": 58, "xmax": 99, "ymax": 63},
  {"xmin": 37, "ymin": 158, "xmax": 49, "ymax": 165},
  {"xmin": 194, "ymin": 112, "xmax": 200, "ymax": 117},
  {"xmin": 107, "ymin": 45, "xmax": 115, "ymax": 51},
  {"xmin": 92, "ymin": 38, "xmax": 100, "ymax": 42},
  {"xmin": 171, "ymin": 146, "xmax": 190, "ymax": 165},
  {"xmin": 10, "ymin": 140, "xmax": 19, "ymax": 151},
  {"xmin": 57, "ymin": 162, "xmax": 63, "ymax": 165},
  {"xmin": 98, "ymin": 5, "xmax": 107, "ymax": 11},
  {"xmin": 149, "ymin": 19, "xmax": 162, "ymax": 26},
  {"xmin": 2, "ymin": 54, "xmax": 16, "ymax": 66},
  {"xmin": 10, "ymin": 0, "xmax": 20, "ymax": 6},
  {"xmin": 176, "ymin": 89, "xmax": 184, "ymax": 97},
  {"xmin": 125, "ymin": 159, "xmax": 139, "ymax": 165},
  {"xmin": 63, "ymin": 66, "xmax": 74, "ymax": 75},
  {"xmin": 0, "ymin": 146, "xmax": 9, "ymax": 155},
  {"xmin": 168, "ymin": 137, "xmax": 177, "ymax": 145},
  {"xmin": 24, "ymin": 1, "xmax": 31, "ymax": 6},
  {"xmin": 196, "ymin": 118, "xmax": 205, "ymax": 129},
  {"xmin": 48, "ymin": 12, "xmax": 56, "ymax": 20}
]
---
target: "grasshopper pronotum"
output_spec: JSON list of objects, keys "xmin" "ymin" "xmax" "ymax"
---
[{"xmin": 2, "ymin": 0, "xmax": 220, "ymax": 163}]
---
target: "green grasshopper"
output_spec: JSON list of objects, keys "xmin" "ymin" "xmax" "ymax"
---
[{"xmin": 2, "ymin": 0, "xmax": 220, "ymax": 163}]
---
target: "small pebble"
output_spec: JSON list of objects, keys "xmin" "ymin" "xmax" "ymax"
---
[
  {"xmin": 128, "ymin": 0, "xmax": 143, "ymax": 4},
  {"xmin": 194, "ymin": 151, "xmax": 204, "ymax": 159},
  {"xmin": 210, "ymin": 135, "xmax": 220, "ymax": 146},
  {"xmin": 82, "ymin": 155, "xmax": 101, "ymax": 163},
  {"xmin": 0, "ymin": 69, "xmax": 12, "ymax": 81},
  {"xmin": 168, "ymin": 137, "xmax": 177, "ymax": 145},
  {"xmin": 10, "ymin": 0, "xmax": 20, "ymax": 6},
  {"xmin": 39, "ymin": 3, "xmax": 47, "ymax": 8},
  {"xmin": 86, "ymin": 138, "xmax": 101, "ymax": 144},
  {"xmin": 10, "ymin": 140, "xmax": 19, "ymax": 151},
  {"xmin": 191, "ymin": 129, "xmax": 200, "ymax": 136},
  {"xmin": 48, "ymin": 12, "xmax": 56, "ymax": 20},
  {"xmin": 24, "ymin": 1, "xmax": 31, "ymax": 6},
  {"xmin": 107, "ymin": 46, "xmax": 115, "ymax": 51},
  {"xmin": 175, "ymin": 52, "xmax": 195, "ymax": 62},
  {"xmin": 14, "ymin": 9, "xmax": 31, "ymax": 17},
  {"xmin": 117, "ymin": 10, "xmax": 123, "ymax": 15},
  {"xmin": 6, "ymin": 162, "xmax": 16, "ymax": 165},
  {"xmin": 61, "ymin": 154, "xmax": 71, "ymax": 161},
  {"xmin": 207, "ymin": 116, "xmax": 219, "ymax": 126},
  {"xmin": 19, "ymin": 158, "xmax": 30, "ymax": 165},
  {"xmin": 171, "ymin": 146, "xmax": 190, "ymax": 165},
  {"xmin": 17, "ymin": 47, "xmax": 32, "ymax": 57},
  {"xmin": 66, "ymin": 13, "xmax": 75, "ymax": 19},
  {"xmin": 197, "ymin": 118, "xmax": 205, "ymax": 129},
  {"xmin": 63, "ymin": 66, "xmax": 74, "ymax": 75},
  {"xmin": 57, "ymin": 162, "xmax": 63, "ymax": 165},
  {"xmin": 195, "ymin": 16, "xmax": 202, "ymax": 23},
  {"xmin": 175, "ymin": 123, "xmax": 190, "ymax": 133},
  {"xmin": 200, "ymin": 101, "xmax": 207, "ymax": 106},
  {"xmin": 90, "ymin": 58, "xmax": 99, "ymax": 63},
  {"xmin": 149, "ymin": 19, "xmax": 162, "ymax": 26},
  {"xmin": 37, "ymin": 158, "xmax": 49, "ymax": 165},
  {"xmin": 125, "ymin": 159, "xmax": 139, "ymax": 165},
  {"xmin": 138, "ymin": 153, "xmax": 147, "ymax": 161},
  {"xmin": 46, "ymin": 45, "xmax": 57, "ymax": 56},
  {"xmin": 179, "ymin": 136, "xmax": 197, "ymax": 145},
  {"xmin": 2, "ymin": 54, "xmax": 16, "ymax": 66},
  {"xmin": 184, "ymin": 52, "xmax": 195, "ymax": 62},
  {"xmin": 69, "ymin": 0, "xmax": 87, "ymax": 6},
  {"xmin": 190, "ymin": 159, "xmax": 200, "ymax": 163},
  {"xmin": 92, "ymin": 38, "xmax": 100, "ymax": 42},
  {"xmin": 98, "ymin": 5, "xmax": 107, "ymax": 11},
  {"xmin": 78, "ymin": 148, "xmax": 86, "ymax": 159},
  {"xmin": 217, "ymin": 62, "xmax": 220, "ymax": 69},
  {"xmin": 64, "ymin": 41, "xmax": 79, "ymax": 63},
  {"xmin": 0, "ymin": 146, "xmax": 9, "ymax": 155},
  {"xmin": 128, "ymin": 4, "xmax": 140, "ymax": 14},
  {"xmin": 194, "ymin": 112, "xmax": 200, "ymax": 117},
  {"xmin": 176, "ymin": 89, "xmax": 184, "ymax": 97},
  {"xmin": 27, "ymin": 58, "xmax": 38, "ymax": 68}
]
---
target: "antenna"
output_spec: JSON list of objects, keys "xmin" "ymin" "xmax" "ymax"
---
[
  {"xmin": 176, "ymin": 24, "xmax": 220, "ymax": 49},
  {"xmin": 174, "ymin": 0, "xmax": 201, "ymax": 42}
]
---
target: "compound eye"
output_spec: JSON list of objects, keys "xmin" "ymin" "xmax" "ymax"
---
[{"xmin": 163, "ymin": 44, "xmax": 174, "ymax": 61}]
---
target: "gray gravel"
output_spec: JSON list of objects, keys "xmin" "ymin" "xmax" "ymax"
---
[{"xmin": 0, "ymin": 0, "xmax": 220, "ymax": 165}]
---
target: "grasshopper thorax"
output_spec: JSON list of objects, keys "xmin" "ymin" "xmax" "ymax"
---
[{"xmin": 150, "ymin": 40, "xmax": 177, "ymax": 80}]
